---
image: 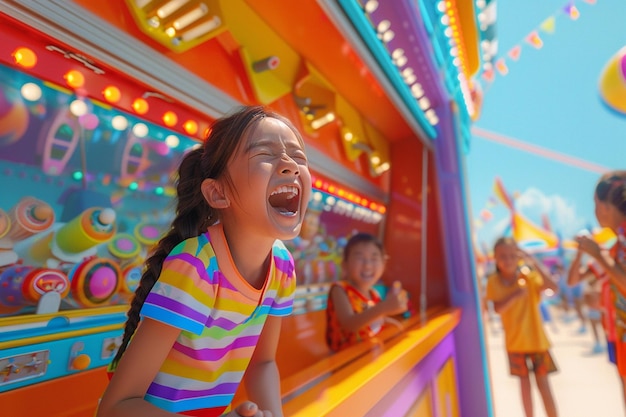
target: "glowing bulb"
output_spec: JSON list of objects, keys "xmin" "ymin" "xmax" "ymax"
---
[
  {"xmin": 165, "ymin": 134, "xmax": 180, "ymax": 148},
  {"xmin": 12, "ymin": 47, "xmax": 37, "ymax": 68},
  {"xmin": 183, "ymin": 120, "xmax": 198, "ymax": 135},
  {"xmin": 64, "ymin": 70, "xmax": 85, "ymax": 88},
  {"xmin": 69, "ymin": 100, "xmax": 88, "ymax": 117},
  {"xmin": 20, "ymin": 83, "xmax": 42, "ymax": 101},
  {"xmin": 162, "ymin": 111, "xmax": 178, "ymax": 127},
  {"xmin": 172, "ymin": 4, "xmax": 208, "ymax": 30},
  {"xmin": 132, "ymin": 123, "xmax": 149, "ymax": 137},
  {"xmin": 132, "ymin": 98, "xmax": 149, "ymax": 115},
  {"xmin": 103, "ymin": 86, "xmax": 121, "ymax": 103},
  {"xmin": 111, "ymin": 115, "xmax": 128, "ymax": 130},
  {"xmin": 364, "ymin": 0, "xmax": 379, "ymax": 13},
  {"xmin": 157, "ymin": 0, "xmax": 190, "ymax": 19}
]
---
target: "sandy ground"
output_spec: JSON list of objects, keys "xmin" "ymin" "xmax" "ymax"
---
[{"xmin": 485, "ymin": 305, "xmax": 624, "ymax": 417}]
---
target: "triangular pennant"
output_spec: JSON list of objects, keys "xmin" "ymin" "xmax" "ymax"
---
[
  {"xmin": 495, "ymin": 58, "xmax": 508, "ymax": 75},
  {"xmin": 482, "ymin": 68, "xmax": 495, "ymax": 83},
  {"xmin": 525, "ymin": 31, "xmax": 544, "ymax": 49},
  {"xmin": 480, "ymin": 209, "xmax": 493, "ymax": 222},
  {"xmin": 564, "ymin": 2, "xmax": 580, "ymax": 19},
  {"xmin": 539, "ymin": 16, "xmax": 556, "ymax": 34},
  {"xmin": 508, "ymin": 45, "xmax": 522, "ymax": 61}
]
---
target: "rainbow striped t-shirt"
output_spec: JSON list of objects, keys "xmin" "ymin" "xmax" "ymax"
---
[{"xmin": 140, "ymin": 223, "xmax": 296, "ymax": 415}]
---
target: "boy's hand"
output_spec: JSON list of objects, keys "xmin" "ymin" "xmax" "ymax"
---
[
  {"xmin": 382, "ymin": 281, "xmax": 409, "ymax": 315},
  {"xmin": 226, "ymin": 401, "xmax": 273, "ymax": 417}
]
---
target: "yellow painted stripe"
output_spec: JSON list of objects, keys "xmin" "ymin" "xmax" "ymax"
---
[
  {"xmin": 0, "ymin": 323, "xmax": 124, "ymax": 350},
  {"xmin": 283, "ymin": 308, "xmax": 460, "ymax": 417},
  {"xmin": 0, "ymin": 305, "xmax": 127, "ymax": 327}
]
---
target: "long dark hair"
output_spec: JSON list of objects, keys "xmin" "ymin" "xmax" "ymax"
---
[
  {"xmin": 595, "ymin": 170, "xmax": 626, "ymax": 216},
  {"xmin": 111, "ymin": 105, "xmax": 303, "ymax": 366}
]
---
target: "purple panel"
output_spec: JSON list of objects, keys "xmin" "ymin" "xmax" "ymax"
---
[
  {"xmin": 365, "ymin": 333, "xmax": 457, "ymax": 417},
  {"xmin": 435, "ymin": 106, "xmax": 493, "ymax": 416}
]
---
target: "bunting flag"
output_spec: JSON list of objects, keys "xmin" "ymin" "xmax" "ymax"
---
[
  {"xmin": 482, "ymin": 67, "xmax": 495, "ymax": 82},
  {"xmin": 539, "ymin": 17, "xmax": 556, "ymax": 34},
  {"xmin": 473, "ymin": 183, "xmax": 501, "ymax": 231},
  {"xmin": 564, "ymin": 2, "xmax": 581, "ymax": 19},
  {"xmin": 480, "ymin": 208, "xmax": 494, "ymax": 222},
  {"xmin": 480, "ymin": 0, "xmax": 595, "ymax": 85},
  {"xmin": 525, "ymin": 31, "xmax": 544, "ymax": 49},
  {"xmin": 508, "ymin": 45, "xmax": 521, "ymax": 61},
  {"xmin": 495, "ymin": 58, "xmax": 509, "ymax": 75}
]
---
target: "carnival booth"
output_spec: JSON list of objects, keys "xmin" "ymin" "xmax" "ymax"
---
[{"xmin": 0, "ymin": 1, "xmax": 493, "ymax": 416}]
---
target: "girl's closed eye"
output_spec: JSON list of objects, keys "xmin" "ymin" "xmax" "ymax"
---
[{"xmin": 289, "ymin": 151, "xmax": 308, "ymax": 164}]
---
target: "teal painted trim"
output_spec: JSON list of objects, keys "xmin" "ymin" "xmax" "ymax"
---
[
  {"xmin": 419, "ymin": 0, "xmax": 434, "ymax": 36},
  {"xmin": 432, "ymin": 37, "xmax": 446, "ymax": 67},
  {"xmin": 337, "ymin": 0, "xmax": 438, "ymax": 139}
]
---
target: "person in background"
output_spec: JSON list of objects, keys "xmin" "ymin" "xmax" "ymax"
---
[
  {"xmin": 576, "ymin": 170, "xmax": 626, "ymax": 413},
  {"xmin": 568, "ymin": 251, "xmax": 609, "ymax": 354},
  {"xmin": 96, "ymin": 106, "xmax": 312, "ymax": 417},
  {"xmin": 485, "ymin": 237, "xmax": 559, "ymax": 417},
  {"xmin": 555, "ymin": 263, "xmax": 587, "ymax": 332},
  {"xmin": 325, "ymin": 232, "xmax": 408, "ymax": 351}
]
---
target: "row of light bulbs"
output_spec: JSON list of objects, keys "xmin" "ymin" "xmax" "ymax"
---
[
  {"xmin": 18, "ymin": 81, "xmax": 182, "ymax": 149},
  {"xmin": 361, "ymin": 0, "xmax": 440, "ymax": 126},
  {"xmin": 11, "ymin": 46, "xmax": 206, "ymax": 138}
]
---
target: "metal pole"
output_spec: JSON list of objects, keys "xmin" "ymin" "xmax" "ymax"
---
[{"xmin": 420, "ymin": 146, "xmax": 428, "ymax": 323}]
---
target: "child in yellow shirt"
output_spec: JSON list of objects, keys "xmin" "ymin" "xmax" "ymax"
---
[{"xmin": 485, "ymin": 237, "xmax": 559, "ymax": 417}]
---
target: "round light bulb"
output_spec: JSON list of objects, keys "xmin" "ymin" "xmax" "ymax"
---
[{"xmin": 20, "ymin": 83, "xmax": 42, "ymax": 101}]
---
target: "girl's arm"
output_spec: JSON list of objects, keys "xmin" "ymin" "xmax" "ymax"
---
[
  {"xmin": 567, "ymin": 251, "xmax": 585, "ymax": 286},
  {"xmin": 521, "ymin": 251, "xmax": 558, "ymax": 293},
  {"xmin": 96, "ymin": 318, "xmax": 180, "ymax": 417},
  {"xmin": 243, "ymin": 315, "xmax": 284, "ymax": 417},
  {"xmin": 329, "ymin": 285, "xmax": 407, "ymax": 334},
  {"xmin": 577, "ymin": 235, "xmax": 626, "ymax": 294},
  {"xmin": 491, "ymin": 287, "xmax": 526, "ymax": 314}
]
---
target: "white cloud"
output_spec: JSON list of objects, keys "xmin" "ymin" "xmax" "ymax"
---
[
  {"xmin": 515, "ymin": 187, "xmax": 586, "ymax": 240},
  {"xmin": 476, "ymin": 187, "xmax": 589, "ymax": 250}
]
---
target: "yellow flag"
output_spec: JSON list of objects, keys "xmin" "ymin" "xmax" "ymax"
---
[{"xmin": 539, "ymin": 16, "xmax": 556, "ymax": 34}]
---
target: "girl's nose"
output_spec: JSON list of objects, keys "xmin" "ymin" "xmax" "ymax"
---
[{"xmin": 280, "ymin": 154, "xmax": 299, "ymax": 175}]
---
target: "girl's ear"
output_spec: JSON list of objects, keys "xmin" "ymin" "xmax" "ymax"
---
[{"xmin": 201, "ymin": 179, "xmax": 230, "ymax": 208}]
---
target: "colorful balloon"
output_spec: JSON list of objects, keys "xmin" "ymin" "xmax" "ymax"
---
[{"xmin": 598, "ymin": 46, "xmax": 626, "ymax": 114}]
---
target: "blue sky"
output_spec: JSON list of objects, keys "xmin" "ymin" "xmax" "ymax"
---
[{"xmin": 466, "ymin": 0, "xmax": 626, "ymax": 251}]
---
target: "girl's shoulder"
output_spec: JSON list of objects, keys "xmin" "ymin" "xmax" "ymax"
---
[
  {"xmin": 273, "ymin": 239, "xmax": 290, "ymax": 255},
  {"xmin": 168, "ymin": 233, "xmax": 210, "ymax": 256}
]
